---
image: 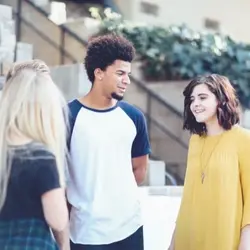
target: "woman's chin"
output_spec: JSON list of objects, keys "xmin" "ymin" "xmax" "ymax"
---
[{"xmin": 194, "ymin": 115, "xmax": 207, "ymax": 123}]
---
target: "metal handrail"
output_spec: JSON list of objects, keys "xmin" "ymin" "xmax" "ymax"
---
[
  {"xmin": 13, "ymin": 12, "xmax": 77, "ymax": 63},
  {"xmin": 165, "ymin": 172, "xmax": 178, "ymax": 186},
  {"xmin": 25, "ymin": 0, "xmax": 87, "ymax": 46},
  {"xmin": 131, "ymin": 76, "xmax": 182, "ymax": 117},
  {"xmin": 139, "ymin": 107, "xmax": 188, "ymax": 149}
]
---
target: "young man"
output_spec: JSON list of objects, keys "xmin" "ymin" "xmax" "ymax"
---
[{"xmin": 67, "ymin": 34, "xmax": 151, "ymax": 250}]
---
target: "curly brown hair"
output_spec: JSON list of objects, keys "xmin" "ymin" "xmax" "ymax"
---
[
  {"xmin": 84, "ymin": 34, "xmax": 135, "ymax": 83},
  {"xmin": 183, "ymin": 74, "xmax": 240, "ymax": 135}
]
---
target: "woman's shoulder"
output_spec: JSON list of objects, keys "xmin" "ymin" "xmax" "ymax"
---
[
  {"xmin": 189, "ymin": 125, "xmax": 250, "ymax": 143},
  {"xmin": 10, "ymin": 141, "xmax": 55, "ymax": 161},
  {"xmin": 189, "ymin": 133, "xmax": 202, "ymax": 144},
  {"xmin": 230, "ymin": 125, "xmax": 250, "ymax": 142}
]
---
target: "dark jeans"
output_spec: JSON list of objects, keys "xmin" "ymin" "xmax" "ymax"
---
[{"xmin": 70, "ymin": 226, "xmax": 144, "ymax": 250}]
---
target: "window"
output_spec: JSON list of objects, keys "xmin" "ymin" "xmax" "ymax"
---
[{"xmin": 140, "ymin": 1, "xmax": 159, "ymax": 16}]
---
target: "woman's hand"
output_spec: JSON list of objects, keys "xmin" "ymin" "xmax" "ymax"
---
[
  {"xmin": 239, "ymin": 225, "xmax": 250, "ymax": 250},
  {"xmin": 168, "ymin": 229, "xmax": 175, "ymax": 250}
]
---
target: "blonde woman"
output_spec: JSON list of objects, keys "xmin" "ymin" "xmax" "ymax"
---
[{"xmin": 0, "ymin": 60, "xmax": 70, "ymax": 250}]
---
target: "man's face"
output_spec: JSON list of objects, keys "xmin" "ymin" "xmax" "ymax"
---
[{"xmin": 101, "ymin": 60, "xmax": 131, "ymax": 101}]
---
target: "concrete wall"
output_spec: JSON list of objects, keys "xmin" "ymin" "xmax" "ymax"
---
[
  {"xmin": 64, "ymin": 17, "xmax": 100, "ymax": 42},
  {"xmin": 0, "ymin": 4, "xmax": 16, "ymax": 74},
  {"xmin": 50, "ymin": 63, "xmax": 91, "ymax": 101},
  {"xmin": 0, "ymin": 0, "xmax": 86, "ymax": 66},
  {"xmin": 114, "ymin": 0, "xmax": 250, "ymax": 43}
]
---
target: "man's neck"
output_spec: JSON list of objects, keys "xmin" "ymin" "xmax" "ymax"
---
[{"xmin": 79, "ymin": 91, "xmax": 117, "ymax": 110}]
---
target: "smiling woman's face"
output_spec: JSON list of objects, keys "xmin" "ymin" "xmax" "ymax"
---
[{"xmin": 190, "ymin": 83, "xmax": 218, "ymax": 124}]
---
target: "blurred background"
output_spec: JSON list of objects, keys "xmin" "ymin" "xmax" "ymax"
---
[{"xmin": 1, "ymin": 0, "xmax": 250, "ymax": 187}]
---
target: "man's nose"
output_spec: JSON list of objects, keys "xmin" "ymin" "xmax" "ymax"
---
[{"xmin": 122, "ymin": 75, "xmax": 130, "ymax": 85}]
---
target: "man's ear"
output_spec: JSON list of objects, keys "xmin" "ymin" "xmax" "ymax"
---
[{"xmin": 94, "ymin": 68, "xmax": 104, "ymax": 81}]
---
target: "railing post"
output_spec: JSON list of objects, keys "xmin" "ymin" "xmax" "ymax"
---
[
  {"xmin": 60, "ymin": 27, "xmax": 65, "ymax": 64},
  {"xmin": 16, "ymin": 0, "xmax": 22, "ymax": 42},
  {"xmin": 14, "ymin": 0, "xmax": 22, "ymax": 62}
]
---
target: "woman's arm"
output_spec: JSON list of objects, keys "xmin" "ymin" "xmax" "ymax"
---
[
  {"xmin": 168, "ymin": 229, "xmax": 175, "ymax": 250},
  {"xmin": 42, "ymin": 188, "xmax": 70, "ymax": 250},
  {"xmin": 238, "ymin": 131, "xmax": 250, "ymax": 250},
  {"xmin": 35, "ymin": 156, "xmax": 70, "ymax": 250}
]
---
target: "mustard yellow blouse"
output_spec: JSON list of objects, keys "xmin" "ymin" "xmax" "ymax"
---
[{"xmin": 175, "ymin": 125, "xmax": 250, "ymax": 250}]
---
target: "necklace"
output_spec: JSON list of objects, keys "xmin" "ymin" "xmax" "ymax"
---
[{"xmin": 200, "ymin": 134, "xmax": 224, "ymax": 184}]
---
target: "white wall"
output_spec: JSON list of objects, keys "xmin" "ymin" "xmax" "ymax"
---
[{"xmin": 115, "ymin": 0, "xmax": 250, "ymax": 43}]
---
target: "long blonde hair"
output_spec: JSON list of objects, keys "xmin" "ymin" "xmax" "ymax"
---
[{"xmin": 0, "ymin": 59, "xmax": 68, "ymax": 210}]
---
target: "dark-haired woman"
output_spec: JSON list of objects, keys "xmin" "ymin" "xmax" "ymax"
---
[{"xmin": 168, "ymin": 74, "xmax": 250, "ymax": 250}]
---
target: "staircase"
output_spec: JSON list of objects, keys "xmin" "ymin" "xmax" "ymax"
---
[
  {"xmin": 0, "ymin": 0, "xmax": 189, "ymax": 183},
  {"xmin": 125, "ymin": 71, "xmax": 189, "ymax": 181}
]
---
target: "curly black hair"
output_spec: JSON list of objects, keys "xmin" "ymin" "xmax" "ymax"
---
[{"xmin": 84, "ymin": 34, "xmax": 136, "ymax": 83}]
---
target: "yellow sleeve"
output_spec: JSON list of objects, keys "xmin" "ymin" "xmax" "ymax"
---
[
  {"xmin": 175, "ymin": 134, "xmax": 196, "ymax": 223},
  {"xmin": 239, "ymin": 130, "xmax": 250, "ymax": 228}
]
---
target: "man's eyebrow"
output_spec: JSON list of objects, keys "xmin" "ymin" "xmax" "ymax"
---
[{"xmin": 116, "ymin": 70, "xmax": 132, "ymax": 75}]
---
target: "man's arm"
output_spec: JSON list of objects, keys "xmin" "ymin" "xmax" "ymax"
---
[
  {"xmin": 132, "ymin": 154, "xmax": 149, "ymax": 185},
  {"xmin": 129, "ymin": 108, "xmax": 151, "ymax": 185}
]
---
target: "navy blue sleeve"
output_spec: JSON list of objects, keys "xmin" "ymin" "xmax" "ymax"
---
[
  {"xmin": 67, "ymin": 99, "xmax": 82, "ymax": 150},
  {"xmin": 35, "ymin": 156, "xmax": 60, "ymax": 197},
  {"xmin": 118, "ymin": 101, "xmax": 151, "ymax": 158}
]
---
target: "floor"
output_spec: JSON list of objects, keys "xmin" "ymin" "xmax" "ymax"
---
[{"xmin": 139, "ymin": 187, "xmax": 182, "ymax": 250}]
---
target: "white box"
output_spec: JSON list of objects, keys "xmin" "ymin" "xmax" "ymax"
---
[
  {"xmin": 15, "ymin": 42, "xmax": 33, "ymax": 62},
  {"xmin": 0, "ymin": 5, "xmax": 12, "ymax": 21}
]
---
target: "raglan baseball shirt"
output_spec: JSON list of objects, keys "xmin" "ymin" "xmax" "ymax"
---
[{"xmin": 67, "ymin": 99, "xmax": 151, "ymax": 244}]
